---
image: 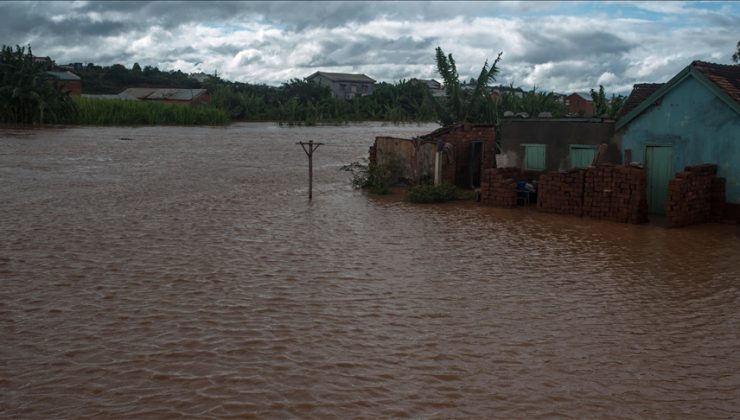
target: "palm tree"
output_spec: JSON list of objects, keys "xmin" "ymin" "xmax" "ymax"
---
[{"xmin": 434, "ymin": 46, "xmax": 502, "ymax": 125}]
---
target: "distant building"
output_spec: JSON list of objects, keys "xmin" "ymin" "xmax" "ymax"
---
[
  {"xmin": 117, "ymin": 88, "xmax": 210, "ymax": 105},
  {"xmin": 412, "ymin": 78, "xmax": 445, "ymax": 97},
  {"xmin": 46, "ymin": 71, "xmax": 81, "ymax": 96},
  {"xmin": 306, "ymin": 71, "xmax": 376, "ymax": 100},
  {"xmin": 565, "ymin": 92, "xmax": 594, "ymax": 116}
]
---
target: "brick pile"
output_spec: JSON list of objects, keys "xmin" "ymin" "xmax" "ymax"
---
[
  {"xmin": 480, "ymin": 167, "xmax": 523, "ymax": 207},
  {"xmin": 537, "ymin": 169, "xmax": 585, "ymax": 216},
  {"xmin": 536, "ymin": 165, "xmax": 648, "ymax": 224},
  {"xmin": 583, "ymin": 165, "xmax": 648, "ymax": 223},
  {"xmin": 666, "ymin": 164, "xmax": 721, "ymax": 227}
]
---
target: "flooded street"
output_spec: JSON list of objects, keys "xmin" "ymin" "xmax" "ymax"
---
[{"xmin": 1, "ymin": 122, "xmax": 739, "ymax": 418}]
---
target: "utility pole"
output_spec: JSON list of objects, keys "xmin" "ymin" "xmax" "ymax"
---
[{"xmin": 297, "ymin": 140, "xmax": 323, "ymax": 200}]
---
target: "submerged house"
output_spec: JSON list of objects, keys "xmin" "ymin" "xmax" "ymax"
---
[
  {"xmin": 372, "ymin": 123, "xmax": 495, "ymax": 189},
  {"xmin": 306, "ymin": 71, "xmax": 376, "ymax": 100},
  {"xmin": 614, "ymin": 61, "xmax": 740, "ymax": 215}
]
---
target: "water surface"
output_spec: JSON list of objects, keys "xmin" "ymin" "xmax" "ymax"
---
[{"xmin": 1, "ymin": 122, "xmax": 739, "ymax": 418}]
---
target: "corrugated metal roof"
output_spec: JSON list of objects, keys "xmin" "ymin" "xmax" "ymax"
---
[
  {"xmin": 306, "ymin": 71, "xmax": 376, "ymax": 83},
  {"xmin": 118, "ymin": 88, "xmax": 208, "ymax": 101},
  {"xmin": 47, "ymin": 71, "xmax": 80, "ymax": 81}
]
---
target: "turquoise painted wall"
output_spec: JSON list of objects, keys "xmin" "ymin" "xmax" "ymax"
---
[{"xmin": 620, "ymin": 76, "xmax": 740, "ymax": 203}]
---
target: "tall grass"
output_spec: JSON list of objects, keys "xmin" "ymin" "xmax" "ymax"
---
[{"xmin": 66, "ymin": 97, "xmax": 230, "ymax": 126}]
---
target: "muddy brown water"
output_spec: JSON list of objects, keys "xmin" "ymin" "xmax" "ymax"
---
[{"xmin": 1, "ymin": 122, "xmax": 739, "ymax": 418}]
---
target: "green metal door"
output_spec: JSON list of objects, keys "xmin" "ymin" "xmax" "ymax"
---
[
  {"xmin": 646, "ymin": 146, "xmax": 673, "ymax": 215},
  {"xmin": 523, "ymin": 144, "xmax": 546, "ymax": 171},
  {"xmin": 570, "ymin": 145, "xmax": 597, "ymax": 168}
]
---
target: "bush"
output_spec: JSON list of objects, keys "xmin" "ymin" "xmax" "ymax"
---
[
  {"xmin": 341, "ymin": 156, "xmax": 404, "ymax": 194},
  {"xmin": 66, "ymin": 97, "xmax": 230, "ymax": 125},
  {"xmin": 407, "ymin": 183, "xmax": 465, "ymax": 203}
]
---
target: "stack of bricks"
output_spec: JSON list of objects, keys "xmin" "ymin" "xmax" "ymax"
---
[
  {"xmin": 667, "ymin": 164, "xmax": 717, "ymax": 227},
  {"xmin": 537, "ymin": 169, "xmax": 585, "ymax": 216},
  {"xmin": 480, "ymin": 167, "xmax": 523, "ymax": 207},
  {"xmin": 583, "ymin": 165, "xmax": 648, "ymax": 223}
]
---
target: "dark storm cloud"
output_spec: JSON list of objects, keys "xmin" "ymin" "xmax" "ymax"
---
[{"xmin": 515, "ymin": 30, "xmax": 635, "ymax": 65}]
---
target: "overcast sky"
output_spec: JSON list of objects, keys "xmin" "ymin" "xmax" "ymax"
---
[{"xmin": 2, "ymin": 1, "xmax": 738, "ymax": 95}]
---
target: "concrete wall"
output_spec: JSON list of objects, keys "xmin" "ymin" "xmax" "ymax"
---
[
  {"xmin": 374, "ymin": 137, "xmax": 439, "ymax": 184},
  {"xmin": 617, "ymin": 76, "xmax": 740, "ymax": 203},
  {"xmin": 498, "ymin": 119, "xmax": 618, "ymax": 172}
]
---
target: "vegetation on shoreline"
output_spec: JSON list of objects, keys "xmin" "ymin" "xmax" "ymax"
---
[
  {"xmin": 0, "ymin": 45, "xmax": 76, "ymax": 124},
  {"xmin": 67, "ymin": 97, "xmax": 229, "ymax": 126}
]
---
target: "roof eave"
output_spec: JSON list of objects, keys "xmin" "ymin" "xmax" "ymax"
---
[
  {"xmin": 615, "ymin": 65, "xmax": 692, "ymax": 131},
  {"xmin": 689, "ymin": 67, "xmax": 740, "ymax": 117}
]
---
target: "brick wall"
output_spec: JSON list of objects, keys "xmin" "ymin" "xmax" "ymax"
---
[
  {"xmin": 536, "ymin": 165, "xmax": 648, "ymax": 224},
  {"xmin": 666, "ymin": 164, "xmax": 722, "ymax": 227},
  {"xmin": 426, "ymin": 124, "xmax": 495, "ymax": 188},
  {"xmin": 537, "ymin": 169, "xmax": 585, "ymax": 216},
  {"xmin": 480, "ymin": 167, "xmax": 524, "ymax": 208}
]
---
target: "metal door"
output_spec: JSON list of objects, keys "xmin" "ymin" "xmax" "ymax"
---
[{"xmin": 645, "ymin": 145, "xmax": 673, "ymax": 214}]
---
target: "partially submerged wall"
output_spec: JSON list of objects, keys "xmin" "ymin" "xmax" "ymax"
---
[
  {"xmin": 421, "ymin": 124, "xmax": 495, "ymax": 188},
  {"xmin": 537, "ymin": 165, "xmax": 648, "ymax": 224},
  {"xmin": 373, "ymin": 136, "xmax": 455, "ymax": 185}
]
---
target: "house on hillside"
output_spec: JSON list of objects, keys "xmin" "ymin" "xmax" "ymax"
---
[
  {"xmin": 46, "ymin": 71, "xmax": 81, "ymax": 96},
  {"xmin": 306, "ymin": 71, "xmax": 376, "ymax": 100},
  {"xmin": 411, "ymin": 78, "xmax": 445, "ymax": 97},
  {"xmin": 614, "ymin": 61, "xmax": 740, "ymax": 216},
  {"xmin": 565, "ymin": 92, "xmax": 594, "ymax": 116},
  {"xmin": 117, "ymin": 88, "xmax": 210, "ymax": 105}
]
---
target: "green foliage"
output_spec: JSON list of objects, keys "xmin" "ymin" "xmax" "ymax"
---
[
  {"xmin": 0, "ymin": 44, "xmax": 77, "ymax": 124},
  {"xmin": 590, "ymin": 84, "xmax": 626, "ymax": 119},
  {"xmin": 407, "ymin": 183, "xmax": 466, "ymax": 203},
  {"xmin": 434, "ymin": 46, "xmax": 502, "ymax": 125},
  {"xmin": 341, "ymin": 156, "xmax": 404, "ymax": 195},
  {"xmin": 733, "ymin": 41, "xmax": 740, "ymax": 63},
  {"xmin": 496, "ymin": 84, "xmax": 568, "ymax": 117},
  {"xmin": 77, "ymin": 62, "xmax": 201, "ymax": 94},
  {"xmin": 66, "ymin": 97, "xmax": 229, "ymax": 125}
]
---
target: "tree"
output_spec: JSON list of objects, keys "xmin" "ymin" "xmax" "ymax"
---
[
  {"xmin": 591, "ymin": 85, "xmax": 608, "ymax": 117},
  {"xmin": 132, "ymin": 62, "xmax": 142, "ymax": 73},
  {"xmin": 434, "ymin": 46, "xmax": 502, "ymax": 125},
  {"xmin": 733, "ymin": 41, "xmax": 740, "ymax": 63},
  {"xmin": 0, "ymin": 44, "xmax": 76, "ymax": 124}
]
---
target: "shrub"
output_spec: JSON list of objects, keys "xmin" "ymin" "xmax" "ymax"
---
[
  {"xmin": 341, "ymin": 155, "xmax": 404, "ymax": 194},
  {"xmin": 407, "ymin": 183, "xmax": 465, "ymax": 203}
]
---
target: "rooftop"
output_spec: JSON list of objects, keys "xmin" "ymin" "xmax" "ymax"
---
[
  {"xmin": 615, "ymin": 83, "xmax": 663, "ymax": 120},
  {"xmin": 691, "ymin": 61, "xmax": 740, "ymax": 105},
  {"xmin": 119, "ymin": 88, "xmax": 208, "ymax": 101},
  {"xmin": 306, "ymin": 71, "xmax": 376, "ymax": 83}
]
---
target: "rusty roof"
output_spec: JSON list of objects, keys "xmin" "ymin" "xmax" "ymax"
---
[
  {"xmin": 691, "ymin": 61, "xmax": 740, "ymax": 105},
  {"xmin": 616, "ymin": 61, "xmax": 740, "ymax": 130},
  {"xmin": 119, "ymin": 88, "xmax": 208, "ymax": 101},
  {"xmin": 306, "ymin": 71, "xmax": 376, "ymax": 83},
  {"xmin": 615, "ymin": 83, "xmax": 663, "ymax": 120}
]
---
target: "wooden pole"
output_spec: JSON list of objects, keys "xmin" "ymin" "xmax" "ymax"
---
[{"xmin": 297, "ymin": 140, "xmax": 323, "ymax": 200}]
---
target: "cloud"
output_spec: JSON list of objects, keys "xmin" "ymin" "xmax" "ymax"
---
[{"xmin": 1, "ymin": 1, "xmax": 737, "ymax": 96}]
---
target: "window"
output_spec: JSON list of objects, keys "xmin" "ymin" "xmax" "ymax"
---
[
  {"xmin": 523, "ymin": 144, "xmax": 546, "ymax": 171},
  {"xmin": 569, "ymin": 145, "xmax": 597, "ymax": 168}
]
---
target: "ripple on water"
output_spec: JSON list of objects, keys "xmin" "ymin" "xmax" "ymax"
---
[{"xmin": 1, "ymin": 123, "xmax": 739, "ymax": 418}]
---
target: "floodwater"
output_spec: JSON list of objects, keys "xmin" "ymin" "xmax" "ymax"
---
[{"xmin": 1, "ymin": 122, "xmax": 739, "ymax": 418}]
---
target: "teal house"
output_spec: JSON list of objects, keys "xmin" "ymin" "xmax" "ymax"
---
[{"xmin": 615, "ymin": 61, "xmax": 740, "ymax": 215}]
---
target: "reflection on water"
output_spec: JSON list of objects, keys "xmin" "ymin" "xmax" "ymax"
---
[{"xmin": 1, "ymin": 123, "xmax": 739, "ymax": 418}]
